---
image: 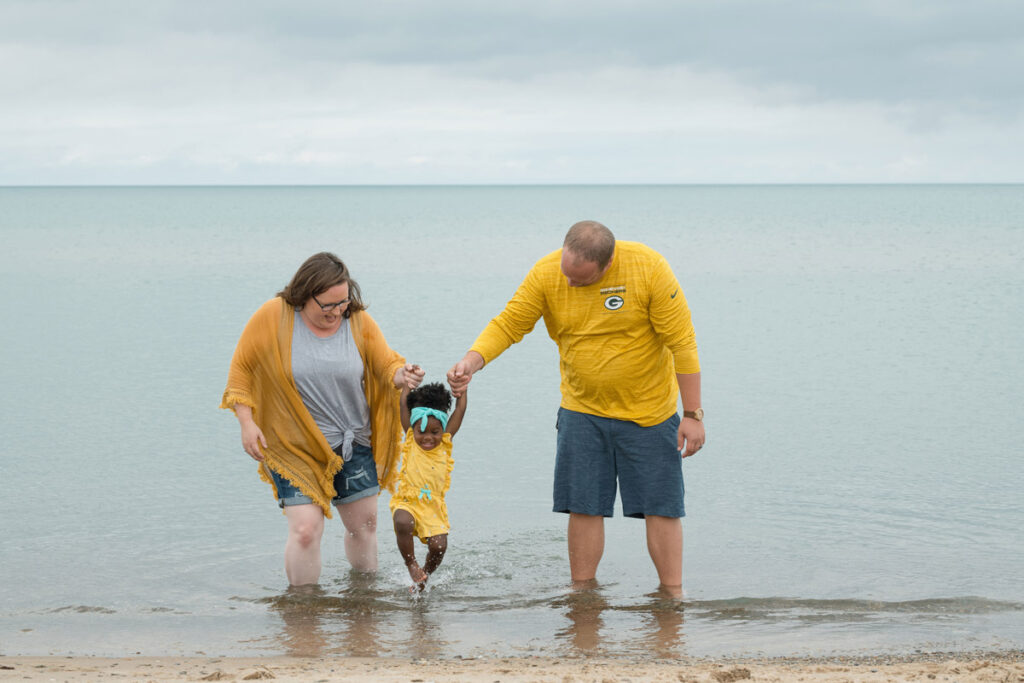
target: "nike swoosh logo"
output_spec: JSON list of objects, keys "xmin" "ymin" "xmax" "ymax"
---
[{"xmin": 670, "ymin": 290, "xmax": 678, "ymax": 298}]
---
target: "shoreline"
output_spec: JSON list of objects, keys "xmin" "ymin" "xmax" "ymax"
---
[{"xmin": 1, "ymin": 651, "xmax": 1021, "ymax": 682}]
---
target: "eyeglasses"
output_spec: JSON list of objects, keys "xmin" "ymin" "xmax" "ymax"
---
[{"xmin": 312, "ymin": 294, "xmax": 351, "ymax": 312}]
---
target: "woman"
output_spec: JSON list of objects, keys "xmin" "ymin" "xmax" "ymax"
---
[{"xmin": 221, "ymin": 252, "xmax": 424, "ymax": 585}]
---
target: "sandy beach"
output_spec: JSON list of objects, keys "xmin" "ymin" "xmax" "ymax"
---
[{"xmin": 1, "ymin": 652, "xmax": 1021, "ymax": 682}]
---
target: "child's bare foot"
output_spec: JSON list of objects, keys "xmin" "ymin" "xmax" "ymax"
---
[{"xmin": 406, "ymin": 563, "xmax": 428, "ymax": 592}]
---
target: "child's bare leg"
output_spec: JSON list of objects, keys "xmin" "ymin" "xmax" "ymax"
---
[
  {"xmin": 393, "ymin": 510, "xmax": 427, "ymax": 585},
  {"xmin": 423, "ymin": 534, "xmax": 448, "ymax": 576}
]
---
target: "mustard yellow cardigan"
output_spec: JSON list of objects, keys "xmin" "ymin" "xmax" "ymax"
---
[{"xmin": 221, "ymin": 297, "xmax": 406, "ymax": 517}]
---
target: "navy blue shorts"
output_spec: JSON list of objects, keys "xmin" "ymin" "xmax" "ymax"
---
[
  {"xmin": 270, "ymin": 442, "xmax": 379, "ymax": 508},
  {"xmin": 553, "ymin": 408, "xmax": 684, "ymax": 519}
]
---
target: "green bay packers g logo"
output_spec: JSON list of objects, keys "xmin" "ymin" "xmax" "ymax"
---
[{"xmin": 604, "ymin": 295, "xmax": 624, "ymax": 310}]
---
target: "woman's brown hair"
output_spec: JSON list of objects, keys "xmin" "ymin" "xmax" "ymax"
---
[{"xmin": 277, "ymin": 252, "xmax": 366, "ymax": 318}]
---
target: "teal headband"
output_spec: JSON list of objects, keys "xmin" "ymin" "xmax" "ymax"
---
[{"xmin": 410, "ymin": 406, "xmax": 449, "ymax": 432}]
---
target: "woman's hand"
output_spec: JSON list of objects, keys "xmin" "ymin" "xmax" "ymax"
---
[
  {"xmin": 395, "ymin": 363, "xmax": 425, "ymax": 390},
  {"xmin": 241, "ymin": 421, "xmax": 268, "ymax": 461},
  {"xmin": 235, "ymin": 404, "xmax": 268, "ymax": 461}
]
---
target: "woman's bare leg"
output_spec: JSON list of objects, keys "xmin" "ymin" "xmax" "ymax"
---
[
  {"xmin": 337, "ymin": 495, "xmax": 378, "ymax": 571},
  {"xmin": 283, "ymin": 504, "xmax": 325, "ymax": 586}
]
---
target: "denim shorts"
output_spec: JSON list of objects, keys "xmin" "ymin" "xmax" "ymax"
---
[
  {"xmin": 553, "ymin": 408, "xmax": 684, "ymax": 519},
  {"xmin": 270, "ymin": 442, "xmax": 379, "ymax": 508}
]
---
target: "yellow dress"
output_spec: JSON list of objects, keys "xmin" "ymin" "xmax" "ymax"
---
[{"xmin": 389, "ymin": 430, "xmax": 454, "ymax": 542}]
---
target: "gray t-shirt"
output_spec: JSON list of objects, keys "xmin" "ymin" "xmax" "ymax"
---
[{"xmin": 291, "ymin": 311, "xmax": 371, "ymax": 459}]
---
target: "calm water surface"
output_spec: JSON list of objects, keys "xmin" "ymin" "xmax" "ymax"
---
[{"xmin": 0, "ymin": 185, "xmax": 1021, "ymax": 658}]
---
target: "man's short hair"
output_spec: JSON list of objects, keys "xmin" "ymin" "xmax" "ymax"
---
[{"xmin": 563, "ymin": 221, "xmax": 615, "ymax": 268}]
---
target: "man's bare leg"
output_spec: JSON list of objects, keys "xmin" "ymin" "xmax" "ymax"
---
[
  {"xmin": 567, "ymin": 513, "xmax": 605, "ymax": 582},
  {"xmin": 645, "ymin": 515, "xmax": 683, "ymax": 593}
]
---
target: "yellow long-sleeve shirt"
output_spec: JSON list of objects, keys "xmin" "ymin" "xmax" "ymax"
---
[{"xmin": 471, "ymin": 241, "xmax": 700, "ymax": 427}]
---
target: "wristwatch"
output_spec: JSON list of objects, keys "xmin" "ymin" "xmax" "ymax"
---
[{"xmin": 683, "ymin": 408, "xmax": 704, "ymax": 422}]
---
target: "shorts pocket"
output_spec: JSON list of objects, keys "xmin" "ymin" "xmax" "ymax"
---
[{"xmin": 344, "ymin": 468, "xmax": 373, "ymax": 490}]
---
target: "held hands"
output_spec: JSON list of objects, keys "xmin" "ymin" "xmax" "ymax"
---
[
  {"xmin": 446, "ymin": 351, "xmax": 484, "ymax": 397},
  {"xmin": 678, "ymin": 418, "xmax": 706, "ymax": 458},
  {"xmin": 396, "ymin": 363, "xmax": 425, "ymax": 390}
]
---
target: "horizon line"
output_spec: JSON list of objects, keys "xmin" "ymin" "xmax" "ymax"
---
[{"xmin": 1, "ymin": 181, "xmax": 1021, "ymax": 189}]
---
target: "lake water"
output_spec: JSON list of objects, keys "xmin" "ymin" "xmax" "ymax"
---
[{"xmin": 1, "ymin": 184, "xmax": 1021, "ymax": 659}]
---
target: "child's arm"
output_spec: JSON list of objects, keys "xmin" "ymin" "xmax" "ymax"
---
[
  {"xmin": 446, "ymin": 389, "xmax": 468, "ymax": 437},
  {"xmin": 400, "ymin": 385, "xmax": 411, "ymax": 431}
]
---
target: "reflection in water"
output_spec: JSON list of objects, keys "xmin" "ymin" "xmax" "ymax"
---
[
  {"xmin": 261, "ymin": 571, "xmax": 451, "ymax": 658},
  {"xmin": 638, "ymin": 587, "xmax": 687, "ymax": 657},
  {"xmin": 268, "ymin": 581, "xmax": 327, "ymax": 655},
  {"xmin": 331, "ymin": 571, "xmax": 388, "ymax": 657},
  {"xmin": 249, "ymin": 582, "xmax": 1013, "ymax": 658},
  {"xmin": 263, "ymin": 571, "xmax": 390, "ymax": 657},
  {"xmin": 268, "ymin": 585, "xmax": 330, "ymax": 656},
  {"xmin": 404, "ymin": 601, "xmax": 447, "ymax": 660},
  {"xmin": 553, "ymin": 582, "xmax": 687, "ymax": 657},
  {"xmin": 554, "ymin": 580, "xmax": 609, "ymax": 653}
]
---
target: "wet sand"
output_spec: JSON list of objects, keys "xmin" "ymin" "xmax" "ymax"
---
[{"xmin": 1, "ymin": 652, "xmax": 1021, "ymax": 682}]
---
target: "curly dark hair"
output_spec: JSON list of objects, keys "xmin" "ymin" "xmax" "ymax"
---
[{"xmin": 405, "ymin": 382, "xmax": 452, "ymax": 413}]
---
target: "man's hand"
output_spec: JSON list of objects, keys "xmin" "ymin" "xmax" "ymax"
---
[
  {"xmin": 447, "ymin": 351, "xmax": 484, "ymax": 397},
  {"xmin": 678, "ymin": 418, "xmax": 705, "ymax": 458}
]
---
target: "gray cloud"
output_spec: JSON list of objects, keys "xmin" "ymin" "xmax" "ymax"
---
[
  {"xmin": 1, "ymin": 0, "xmax": 1021, "ymax": 183},
  {"xmin": 8, "ymin": 1, "xmax": 1020, "ymax": 101},
  {"xmin": 158, "ymin": 2, "xmax": 1024, "ymax": 108}
]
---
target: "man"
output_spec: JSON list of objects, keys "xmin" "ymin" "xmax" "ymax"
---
[{"xmin": 447, "ymin": 220, "xmax": 705, "ymax": 594}]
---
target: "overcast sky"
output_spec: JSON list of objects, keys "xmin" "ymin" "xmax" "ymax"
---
[{"xmin": 2, "ymin": 1, "xmax": 1021, "ymax": 184}]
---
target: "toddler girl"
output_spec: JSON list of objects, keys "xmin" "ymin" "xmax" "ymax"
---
[{"xmin": 390, "ymin": 381, "xmax": 467, "ymax": 590}]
